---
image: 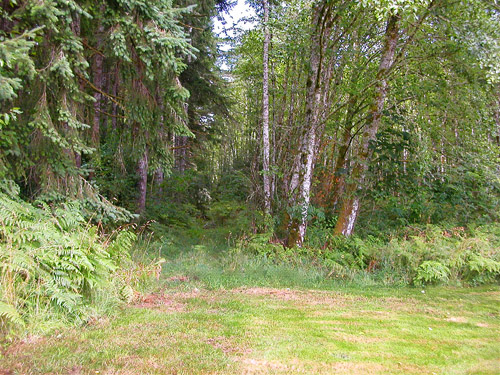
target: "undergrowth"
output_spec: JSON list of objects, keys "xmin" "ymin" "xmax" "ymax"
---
[
  {"xmin": 0, "ymin": 181, "xmax": 161, "ymax": 338},
  {"xmin": 239, "ymin": 223, "xmax": 500, "ymax": 287},
  {"xmin": 148, "ymin": 217, "xmax": 500, "ymax": 291}
]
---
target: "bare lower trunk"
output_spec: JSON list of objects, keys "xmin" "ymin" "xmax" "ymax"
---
[
  {"xmin": 75, "ymin": 153, "xmax": 82, "ymax": 168},
  {"xmin": 155, "ymin": 168, "xmax": 164, "ymax": 194},
  {"xmin": 174, "ymin": 135, "xmax": 189, "ymax": 172},
  {"xmin": 298, "ymin": 128, "xmax": 317, "ymax": 241},
  {"xmin": 334, "ymin": 14, "xmax": 400, "ymax": 237},
  {"xmin": 335, "ymin": 196, "xmax": 359, "ymax": 236},
  {"xmin": 112, "ymin": 63, "xmax": 120, "ymax": 130},
  {"xmin": 136, "ymin": 146, "xmax": 148, "ymax": 214},
  {"xmin": 331, "ymin": 124, "xmax": 352, "ymax": 210}
]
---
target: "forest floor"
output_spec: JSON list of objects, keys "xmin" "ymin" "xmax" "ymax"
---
[{"xmin": 1, "ymin": 283, "xmax": 499, "ymax": 374}]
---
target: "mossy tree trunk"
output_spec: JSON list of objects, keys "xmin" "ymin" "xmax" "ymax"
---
[{"xmin": 334, "ymin": 14, "xmax": 400, "ymax": 237}]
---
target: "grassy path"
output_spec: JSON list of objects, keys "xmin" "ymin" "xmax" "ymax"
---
[{"xmin": 1, "ymin": 285, "xmax": 499, "ymax": 374}]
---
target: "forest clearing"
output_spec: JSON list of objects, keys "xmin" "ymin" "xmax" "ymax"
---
[
  {"xmin": 1, "ymin": 0, "xmax": 499, "ymax": 373},
  {"xmin": 1, "ymin": 225, "xmax": 499, "ymax": 374},
  {"xmin": 2, "ymin": 234, "xmax": 499, "ymax": 375}
]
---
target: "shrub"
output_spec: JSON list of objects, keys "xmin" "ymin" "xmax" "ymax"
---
[
  {"xmin": 0, "ymin": 181, "xmax": 137, "ymax": 334},
  {"xmin": 464, "ymin": 254, "xmax": 500, "ymax": 285},
  {"xmin": 35, "ymin": 176, "xmax": 137, "ymax": 226},
  {"xmin": 415, "ymin": 261, "xmax": 450, "ymax": 285},
  {"xmin": 239, "ymin": 221, "xmax": 500, "ymax": 287}
]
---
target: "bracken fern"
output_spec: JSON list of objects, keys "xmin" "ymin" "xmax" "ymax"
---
[{"xmin": 0, "ymin": 180, "xmax": 135, "ymax": 333}]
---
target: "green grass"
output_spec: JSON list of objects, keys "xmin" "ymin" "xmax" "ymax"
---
[
  {"xmin": 1, "ymin": 284, "xmax": 499, "ymax": 374},
  {"xmin": 1, "ymin": 227, "xmax": 499, "ymax": 374}
]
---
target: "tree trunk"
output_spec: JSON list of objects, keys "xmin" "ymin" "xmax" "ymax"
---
[
  {"xmin": 331, "ymin": 123, "xmax": 352, "ymax": 211},
  {"xmin": 155, "ymin": 168, "xmax": 164, "ymax": 194},
  {"xmin": 262, "ymin": 0, "xmax": 272, "ymax": 215},
  {"xmin": 154, "ymin": 91, "xmax": 165, "ymax": 195},
  {"xmin": 297, "ymin": 126, "xmax": 318, "ymax": 242},
  {"xmin": 174, "ymin": 135, "xmax": 189, "ymax": 172},
  {"xmin": 112, "ymin": 63, "xmax": 120, "ymax": 131},
  {"xmin": 495, "ymin": 86, "xmax": 500, "ymax": 146},
  {"xmin": 136, "ymin": 145, "xmax": 148, "ymax": 214},
  {"xmin": 92, "ymin": 11, "xmax": 105, "ymax": 146},
  {"xmin": 286, "ymin": 1, "xmax": 335, "ymax": 246},
  {"xmin": 334, "ymin": 14, "xmax": 400, "ymax": 237}
]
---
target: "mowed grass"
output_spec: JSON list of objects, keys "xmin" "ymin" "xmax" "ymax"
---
[{"xmin": 1, "ymin": 284, "xmax": 499, "ymax": 375}]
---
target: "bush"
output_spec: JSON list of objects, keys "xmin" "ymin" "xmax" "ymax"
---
[
  {"xmin": 238, "ymin": 221, "xmax": 500, "ymax": 287},
  {"xmin": 33, "ymin": 176, "xmax": 137, "ymax": 226},
  {"xmin": 464, "ymin": 254, "xmax": 500, "ymax": 285},
  {"xmin": 0, "ymin": 181, "xmax": 138, "ymax": 334},
  {"xmin": 415, "ymin": 261, "xmax": 450, "ymax": 285}
]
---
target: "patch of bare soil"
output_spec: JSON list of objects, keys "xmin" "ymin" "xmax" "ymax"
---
[
  {"xmin": 446, "ymin": 316, "xmax": 468, "ymax": 323},
  {"xmin": 233, "ymin": 288, "xmax": 351, "ymax": 306},
  {"xmin": 235, "ymin": 287, "xmax": 303, "ymax": 300},
  {"xmin": 67, "ymin": 365, "xmax": 83, "ymax": 374},
  {"xmin": 171, "ymin": 288, "xmax": 203, "ymax": 300},
  {"xmin": 2, "ymin": 335, "xmax": 44, "ymax": 357},
  {"xmin": 205, "ymin": 336, "xmax": 251, "ymax": 355},
  {"xmin": 133, "ymin": 293, "xmax": 185, "ymax": 312},
  {"xmin": 166, "ymin": 275, "xmax": 190, "ymax": 282},
  {"xmin": 239, "ymin": 358, "xmax": 391, "ymax": 374},
  {"xmin": 0, "ymin": 335, "xmax": 46, "ymax": 374}
]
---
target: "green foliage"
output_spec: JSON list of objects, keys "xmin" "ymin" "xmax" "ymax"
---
[
  {"xmin": 0, "ymin": 301, "xmax": 24, "ymax": 331},
  {"xmin": 238, "ymin": 232, "xmax": 283, "ymax": 259},
  {"xmin": 208, "ymin": 200, "xmax": 246, "ymax": 225},
  {"xmin": 0, "ymin": 108, "xmax": 25, "ymax": 179},
  {"xmin": 0, "ymin": 181, "xmax": 137, "ymax": 333},
  {"xmin": 464, "ymin": 253, "xmax": 500, "ymax": 285},
  {"xmin": 36, "ymin": 178, "xmax": 137, "ymax": 226},
  {"xmin": 323, "ymin": 236, "xmax": 372, "ymax": 270},
  {"xmin": 113, "ymin": 256, "xmax": 166, "ymax": 302},
  {"xmin": 215, "ymin": 170, "xmax": 251, "ymax": 201},
  {"xmin": 236, "ymin": 220, "xmax": 500, "ymax": 286},
  {"xmin": 415, "ymin": 261, "xmax": 450, "ymax": 285},
  {"xmin": 0, "ymin": 27, "xmax": 39, "ymax": 101}
]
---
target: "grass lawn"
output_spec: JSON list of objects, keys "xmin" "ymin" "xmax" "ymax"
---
[{"xmin": 1, "ymin": 284, "xmax": 499, "ymax": 374}]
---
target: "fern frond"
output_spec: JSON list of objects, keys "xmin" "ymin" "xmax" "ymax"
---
[{"xmin": 0, "ymin": 301, "xmax": 24, "ymax": 327}]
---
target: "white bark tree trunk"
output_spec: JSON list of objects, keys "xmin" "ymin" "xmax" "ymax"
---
[
  {"xmin": 298, "ymin": 128, "xmax": 317, "ymax": 241},
  {"xmin": 262, "ymin": 0, "xmax": 272, "ymax": 215},
  {"xmin": 287, "ymin": 1, "xmax": 335, "ymax": 246}
]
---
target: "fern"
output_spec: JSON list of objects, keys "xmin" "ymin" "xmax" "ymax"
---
[
  {"xmin": 119, "ymin": 284, "xmax": 134, "ymax": 304},
  {"xmin": 465, "ymin": 254, "xmax": 500, "ymax": 285},
  {"xmin": 0, "ymin": 301, "xmax": 24, "ymax": 328},
  {"xmin": 0, "ymin": 180, "xmax": 137, "ymax": 332},
  {"xmin": 414, "ymin": 261, "xmax": 450, "ymax": 285}
]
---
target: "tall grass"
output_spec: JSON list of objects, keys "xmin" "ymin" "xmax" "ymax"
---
[{"xmin": 148, "ymin": 220, "xmax": 500, "ymax": 291}]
